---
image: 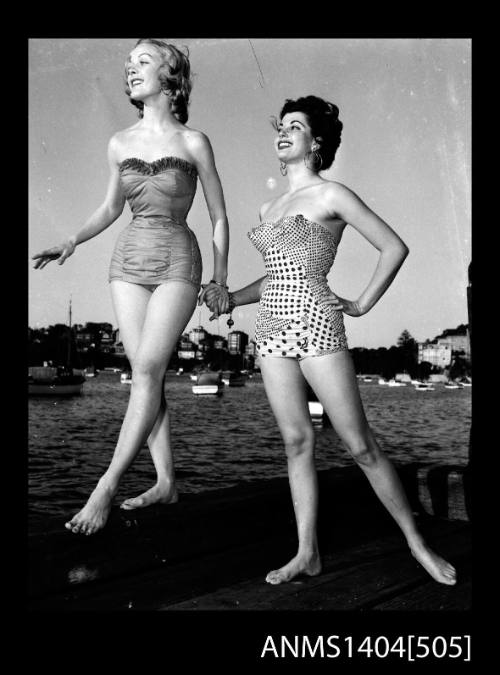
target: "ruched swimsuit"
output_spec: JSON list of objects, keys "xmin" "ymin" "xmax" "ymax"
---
[
  {"xmin": 247, "ymin": 214, "xmax": 348, "ymax": 359},
  {"xmin": 109, "ymin": 156, "xmax": 202, "ymax": 291}
]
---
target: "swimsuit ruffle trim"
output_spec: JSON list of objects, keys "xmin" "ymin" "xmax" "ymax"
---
[{"xmin": 118, "ymin": 156, "xmax": 198, "ymax": 180}]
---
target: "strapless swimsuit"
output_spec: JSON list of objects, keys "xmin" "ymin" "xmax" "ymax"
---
[
  {"xmin": 109, "ymin": 156, "xmax": 202, "ymax": 292},
  {"xmin": 247, "ymin": 214, "xmax": 348, "ymax": 359}
]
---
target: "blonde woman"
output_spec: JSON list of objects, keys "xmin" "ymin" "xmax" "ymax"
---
[{"xmin": 33, "ymin": 39, "xmax": 230, "ymax": 535}]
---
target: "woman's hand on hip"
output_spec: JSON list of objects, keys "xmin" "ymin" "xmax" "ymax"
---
[
  {"xmin": 32, "ymin": 239, "xmax": 76, "ymax": 269},
  {"xmin": 323, "ymin": 292, "xmax": 365, "ymax": 317}
]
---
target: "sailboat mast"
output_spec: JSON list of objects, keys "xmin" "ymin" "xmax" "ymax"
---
[{"xmin": 67, "ymin": 296, "xmax": 72, "ymax": 367}]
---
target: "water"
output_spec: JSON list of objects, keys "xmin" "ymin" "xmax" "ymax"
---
[{"xmin": 28, "ymin": 373, "xmax": 471, "ymax": 530}]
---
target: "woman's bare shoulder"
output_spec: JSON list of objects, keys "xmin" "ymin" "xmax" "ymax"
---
[
  {"xmin": 182, "ymin": 127, "xmax": 212, "ymax": 151},
  {"xmin": 108, "ymin": 124, "xmax": 141, "ymax": 152},
  {"xmin": 320, "ymin": 179, "xmax": 353, "ymax": 197},
  {"xmin": 318, "ymin": 179, "xmax": 360, "ymax": 209}
]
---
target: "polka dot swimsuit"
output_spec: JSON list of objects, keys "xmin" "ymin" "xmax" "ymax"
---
[{"xmin": 247, "ymin": 214, "xmax": 348, "ymax": 360}]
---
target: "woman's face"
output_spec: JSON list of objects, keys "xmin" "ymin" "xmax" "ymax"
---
[
  {"xmin": 126, "ymin": 44, "xmax": 166, "ymax": 100},
  {"xmin": 275, "ymin": 111, "xmax": 315, "ymax": 163}
]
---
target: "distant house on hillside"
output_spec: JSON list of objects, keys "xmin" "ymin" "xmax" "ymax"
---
[
  {"xmin": 418, "ymin": 324, "xmax": 470, "ymax": 367},
  {"xmin": 434, "ymin": 324, "xmax": 470, "ymax": 359}
]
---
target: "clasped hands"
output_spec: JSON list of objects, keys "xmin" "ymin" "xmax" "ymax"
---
[{"xmin": 198, "ymin": 282, "xmax": 230, "ymax": 321}]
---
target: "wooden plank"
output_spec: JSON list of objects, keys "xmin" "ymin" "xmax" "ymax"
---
[
  {"xmin": 159, "ymin": 536, "xmax": 407, "ymax": 611},
  {"xmin": 161, "ymin": 522, "xmax": 470, "ymax": 611},
  {"xmin": 417, "ymin": 466, "xmax": 468, "ymax": 520},
  {"xmin": 371, "ymin": 578, "xmax": 471, "ymax": 611},
  {"xmin": 29, "ymin": 465, "xmax": 470, "ymax": 610},
  {"xmin": 29, "ymin": 537, "xmax": 292, "ymax": 611}
]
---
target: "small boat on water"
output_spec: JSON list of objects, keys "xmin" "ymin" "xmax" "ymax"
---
[
  {"xmin": 444, "ymin": 381, "xmax": 462, "ymax": 389},
  {"xmin": 387, "ymin": 379, "xmax": 406, "ymax": 387},
  {"xmin": 308, "ymin": 400, "xmax": 324, "ymax": 421},
  {"xmin": 192, "ymin": 371, "xmax": 223, "ymax": 396},
  {"xmin": 414, "ymin": 381, "xmax": 435, "ymax": 391},
  {"xmin": 28, "ymin": 366, "xmax": 86, "ymax": 396},
  {"xmin": 221, "ymin": 370, "xmax": 247, "ymax": 387},
  {"xmin": 306, "ymin": 384, "xmax": 330, "ymax": 425},
  {"xmin": 120, "ymin": 371, "xmax": 132, "ymax": 384},
  {"xmin": 378, "ymin": 378, "xmax": 388, "ymax": 385}
]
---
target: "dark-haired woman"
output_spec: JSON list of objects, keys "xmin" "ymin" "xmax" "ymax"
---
[
  {"xmin": 202, "ymin": 95, "xmax": 456, "ymax": 586},
  {"xmin": 33, "ymin": 39, "xmax": 230, "ymax": 535}
]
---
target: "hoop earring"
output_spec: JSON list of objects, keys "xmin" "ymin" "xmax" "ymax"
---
[
  {"xmin": 304, "ymin": 150, "xmax": 323, "ymax": 172},
  {"xmin": 280, "ymin": 162, "xmax": 288, "ymax": 176}
]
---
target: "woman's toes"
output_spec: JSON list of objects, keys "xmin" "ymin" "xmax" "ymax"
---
[
  {"xmin": 120, "ymin": 498, "xmax": 138, "ymax": 510},
  {"xmin": 266, "ymin": 571, "xmax": 282, "ymax": 585}
]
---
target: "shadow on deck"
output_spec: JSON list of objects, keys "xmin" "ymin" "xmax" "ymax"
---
[{"xmin": 28, "ymin": 463, "xmax": 471, "ymax": 611}]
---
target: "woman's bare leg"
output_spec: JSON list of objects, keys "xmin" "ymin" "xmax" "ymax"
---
[
  {"xmin": 301, "ymin": 350, "xmax": 456, "ymax": 585},
  {"xmin": 65, "ymin": 281, "xmax": 198, "ymax": 534},
  {"xmin": 259, "ymin": 356, "xmax": 322, "ymax": 584},
  {"xmin": 109, "ymin": 282, "xmax": 179, "ymax": 511},
  {"xmin": 119, "ymin": 395, "xmax": 178, "ymax": 510}
]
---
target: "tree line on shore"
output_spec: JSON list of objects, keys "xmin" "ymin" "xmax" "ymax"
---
[{"xmin": 28, "ymin": 325, "xmax": 471, "ymax": 380}]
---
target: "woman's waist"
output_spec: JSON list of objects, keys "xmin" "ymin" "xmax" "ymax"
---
[
  {"xmin": 128, "ymin": 214, "xmax": 190, "ymax": 229},
  {"xmin": 260, "ymin": 277, "xmax": 331, "ymax": 305},
  {"xmin": 264, "ymin": 274, "xmax": 328, "ymax": 285}
]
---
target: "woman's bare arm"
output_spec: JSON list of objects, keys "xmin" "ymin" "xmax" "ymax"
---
[
  {"xmin": 322, "ymin": 182, "xmax": 409, "ymax": 315},
  {"xmin": 32, "ymin": 136, "xmax": 126, "ymax": 269},
  {"xmin": 188, "ymin": 131, "xmax": 229, "ymax": 275}
]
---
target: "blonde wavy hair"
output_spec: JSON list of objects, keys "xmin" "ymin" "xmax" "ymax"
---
[{"xmin": 124, "ymin": 38, "xmax": 192, "ymax": 124}]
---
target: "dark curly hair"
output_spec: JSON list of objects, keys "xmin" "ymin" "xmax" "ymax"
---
[
  {"xmin": 124, "ymin": 38, "xmax": 192, "ymax": 124},
  {"xmin": 276, "ymin": 95, "xmax": 343, "ymax": 171}
]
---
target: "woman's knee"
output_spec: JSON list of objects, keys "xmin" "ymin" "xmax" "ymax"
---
[
  {"xmin": 344, "ymin": 433, "xmax": 379, "ymax": 468},
  {"xmin": 131, "ymin": 359, "xmax": 165, "ymax": 388},
  {"xmin": 283, "ymin": 427, "xmax": 315, "ymax": 458}
]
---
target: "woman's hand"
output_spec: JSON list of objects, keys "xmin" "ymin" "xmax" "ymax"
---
[
  {"xmin": 198, "ymin": 283, "xmax": 230, "ymax": 320},
  {"xmin": 32, "ymin": 238, "xmax": 76, "ymax": 269},
  {"xmin": 323, "ymin": 291, "xmax": 365, "ymax": 317}
]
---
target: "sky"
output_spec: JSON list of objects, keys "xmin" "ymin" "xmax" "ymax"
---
[{"xmin": 29, "ymin": 38, "xmax": 471, "ymax": 348}]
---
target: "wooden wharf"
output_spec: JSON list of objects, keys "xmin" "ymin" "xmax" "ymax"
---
[{"xmin": 28, "ymin": 463, "xmax": 471, "ymax": 612}]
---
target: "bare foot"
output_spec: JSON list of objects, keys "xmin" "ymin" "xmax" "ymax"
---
[
  {"xmin": 65, "ymin": 482, "xmax": 115, "ymax": 535},
  {"xmin": 410, "ymin": 542, "xmax": 457, "ymax": 585},
  {"xmin": 265, "ymin": 553, "xmax": 322, "ymax": 585},
  {"xmin": 120, "ymin": 482, "xmax": 178, "ymax": 511}
]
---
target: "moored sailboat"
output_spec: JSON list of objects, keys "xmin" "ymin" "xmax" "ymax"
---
[{"xmin": 28, "ymin": 298, "xmax": 86, "ymax": 396}]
